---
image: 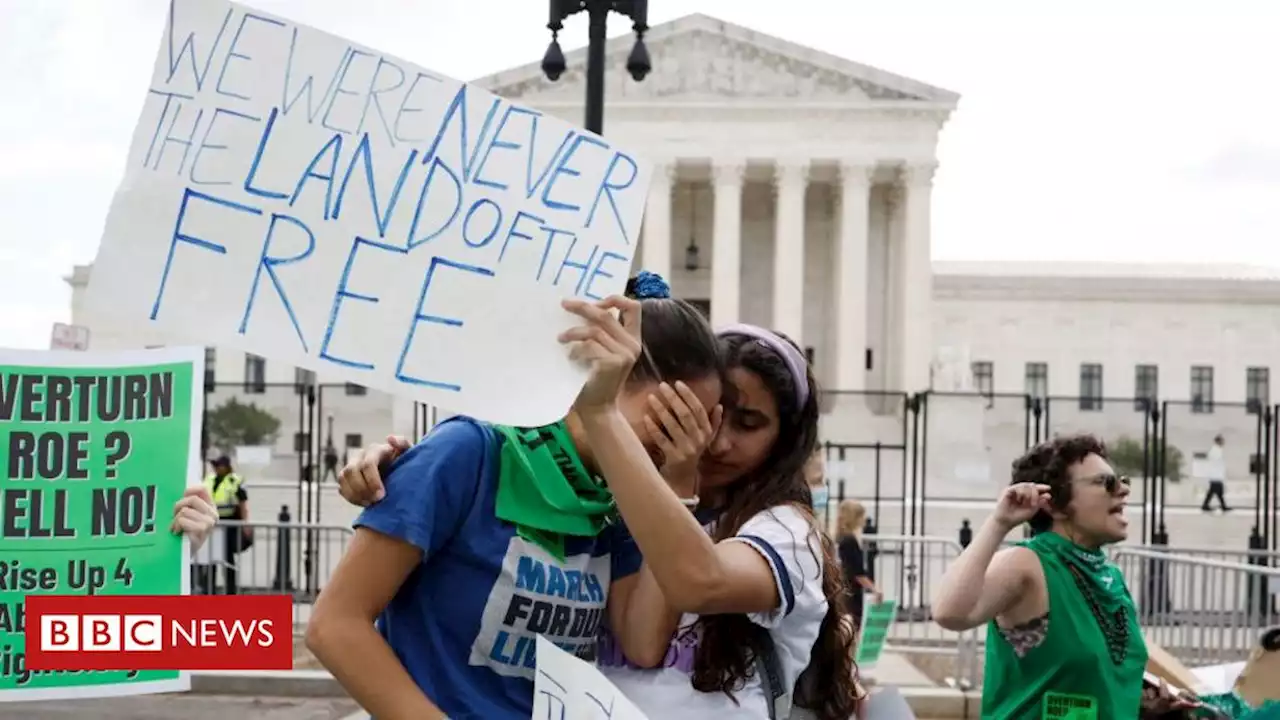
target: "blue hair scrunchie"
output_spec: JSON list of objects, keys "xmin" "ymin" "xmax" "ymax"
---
[{"xmin": 631, "ymin": 270, "xmax": 671, "ymax": 299}]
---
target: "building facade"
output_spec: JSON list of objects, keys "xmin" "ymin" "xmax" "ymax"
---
[{"xmin": 479, "ymin": 14, "xmax": 958, "ymax": 396}]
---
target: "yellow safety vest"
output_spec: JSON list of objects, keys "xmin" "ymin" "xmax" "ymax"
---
[{"xmin": 203, "ymin": 473, "xmax": 244, "ymax": 519}]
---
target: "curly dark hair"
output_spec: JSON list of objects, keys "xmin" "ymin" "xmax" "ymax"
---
[
  {"xmin": 689, "ymin": 331, "xmax": 862, "ymax": 720},
  {"xmin": 1011, "ymin": 433, "xmax": 1109, "ymax": 534}
]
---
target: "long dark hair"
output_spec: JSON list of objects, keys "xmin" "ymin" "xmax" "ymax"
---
[{"xmin": 689, "ymin": 331, "xmax": 861, "ymax": 720}]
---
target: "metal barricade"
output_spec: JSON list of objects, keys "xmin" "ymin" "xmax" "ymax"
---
[
  {"xmin": 1119, "ymin": 543, "xmax": 1280, "ymax": 566},
  {"xmin": 861, "ymin": 533, "xmax": 981, "ymax": 686},
  {"xmin": 1111, "ymin": 547, "xmax": 1280, "ymax": 666},
  {"xmin": 190, "ymin": 519, "xmax": 354, "ymax": 634}
]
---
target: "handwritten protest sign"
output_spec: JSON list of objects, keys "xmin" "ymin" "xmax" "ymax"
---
[
  {"xmin": 855, "ymin": 597, "xmax": 899, "ymax": 672},
  {"xmin": 0, "ymin": 348, "xmax": 201, "ymax": 701},
  {"xmin": 533, "ymin": 635, "xmax": 649, "ymax": 720},
  {"xmin": 86, "ymin": 0, "xmax": 652, "ymax": 427}
]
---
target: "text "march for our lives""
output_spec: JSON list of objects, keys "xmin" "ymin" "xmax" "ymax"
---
[{"xmin": 86, "ymin": 0, "xmax": 653, "ymax": 427}]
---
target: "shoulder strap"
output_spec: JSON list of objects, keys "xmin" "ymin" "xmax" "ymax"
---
[{"xmin": 754, "ymin": 629, "xmax": 791, "ymax": 720}]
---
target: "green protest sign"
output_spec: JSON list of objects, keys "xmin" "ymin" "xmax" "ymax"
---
[
  {"xmin": 0, "ymin": 348, "xmax": 203, "ymax": 701},
  {"xmin": 855, "ymin": 598, "xmax": 899, "ymax": 670}
]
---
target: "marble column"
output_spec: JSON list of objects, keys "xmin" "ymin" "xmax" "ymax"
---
[
  {"xmin": 772, "ymin": 160, "xmax": 810, "ymax": 344},
  {"xmin": 899, "ymin": 163, "xmax": 936, "ymax": 393},
  {"xmin": 710, "ymin": 160, "xmax": 746, "ymax": 328},
  {"xmin": 640, "ymin": 163, "xmax": 675, "ymax": 278},
  {"xmin": 835, "ymin": 162, "xmax": 874, "ymax": 390}
]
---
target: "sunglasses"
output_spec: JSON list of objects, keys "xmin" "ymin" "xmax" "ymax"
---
[{"xmin": 1084, "ymin": 473, "xmax": 1131, "ymax": 495}]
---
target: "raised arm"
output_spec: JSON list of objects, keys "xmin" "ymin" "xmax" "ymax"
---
[
  {"xmin": 607, "ymin": 565, "xmax": 683, "ymax": 668},
  {"xmin": 604, "ymin": 394, "xmax": 712, "ymax": 667},
  {"xmin": 562, "ymin": 297, "xmax": 786, "ymax": 617},
  {"xmin": 931, "ymin": 484, "xmax": 1048, "ymax": 631}
]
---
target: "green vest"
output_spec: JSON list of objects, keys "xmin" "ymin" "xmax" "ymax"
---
[
  {"xmin": 981, "ymin": 537, "xmax": 1147, "ymax": 720},
  {"xmin": 203, "ymin": 472, "xmax": 243, "ymax": 519}
]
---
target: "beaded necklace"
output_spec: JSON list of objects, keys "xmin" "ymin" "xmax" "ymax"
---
[
  {"xmin": 1033, "ymin": 531, "xmax": 1132, "ymax": 666},
  {"xmin": 1065, "ymin": 564, "xmax": 1131, "ymax": 665}
]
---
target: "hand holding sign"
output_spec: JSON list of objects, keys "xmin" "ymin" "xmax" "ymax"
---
[
  {"xmin": 533, "ymin": 636, "xmax": 649, "ymax": 720},
  {"xmin": 559, "ymin": 296, "xmax": 642, "ymax": 416},
  {"xmin": 86, "ymin": 0, "xmax": 652, "ymax": 427}
]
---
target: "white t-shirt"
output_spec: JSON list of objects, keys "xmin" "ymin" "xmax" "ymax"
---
[
  {"xmin": 1207, "ymin": 443, "xmax": 1225, "ymax": 480},
  {"xmin": 598, "ymin": 505, "xmax": 828, "ymax": 719}
]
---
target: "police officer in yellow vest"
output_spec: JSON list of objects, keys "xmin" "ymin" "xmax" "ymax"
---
[{"xmin": 202, "ymin": 455, "xmax": 250, "ymax": 595}]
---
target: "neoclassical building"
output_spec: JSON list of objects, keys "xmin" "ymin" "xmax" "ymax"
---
[{"xmin": 478, "ymin": 13, "xmax": 958, "ymax": 396}]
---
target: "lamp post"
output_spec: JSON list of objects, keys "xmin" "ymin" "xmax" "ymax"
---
[{"xmin": 541, "ymin": 0, "xmax": 651, "ymax": 135}]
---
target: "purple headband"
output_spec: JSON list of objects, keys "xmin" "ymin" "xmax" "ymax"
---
[{"xmin": 717, "ymin": 324, "xmax": 811, "ymax": 408}]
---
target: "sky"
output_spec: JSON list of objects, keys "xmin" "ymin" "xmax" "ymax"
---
[{"xmin": 1, "ymin": 0, "xmax": 1279, "ymax": 350}]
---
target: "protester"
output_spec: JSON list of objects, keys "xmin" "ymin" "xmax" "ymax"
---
[
  {"xmin": 931, "ymin": 434, "xmax": 1200, "ymax": 718},
  {"xmin": 306, "ymin": 272, "xmax": 724, "ymax": 720},
  {"xmin": 836, "ymin": 499, "xmax": 880, "ymax": 625},
  {"xmin": 1201, "ymin": 433, "xmax": 1231, "ymax": 513},
  {"xmin": 338, "ymin": 314, "xmax": 862, "ymax": 720}
]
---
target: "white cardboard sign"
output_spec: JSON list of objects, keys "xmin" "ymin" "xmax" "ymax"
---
[
  {"xmin": 86, "ymin": 0, "xmax": 651, "ymax": 427},
  {"xmin": 533, "ymin": 636, "xmax": 650, "ymax": 720}
]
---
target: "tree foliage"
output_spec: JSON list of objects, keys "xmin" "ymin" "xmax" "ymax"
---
[
  {"xmin": 1107, "ymin": 435, "xmax": 1183, "ymax": 482},
  {"xmin": 205, "ymin": 398, "xmax": 281, "ymax": 451}
]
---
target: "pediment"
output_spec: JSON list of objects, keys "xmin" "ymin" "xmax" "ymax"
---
[{"xmin": 476, "ymin": 14, "xmax": 959, "ymax": 106}]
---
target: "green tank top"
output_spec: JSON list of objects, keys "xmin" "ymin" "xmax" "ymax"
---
[{"xmin": 981, "ymin": 532, "xmax": 1147, "ymax": 720}]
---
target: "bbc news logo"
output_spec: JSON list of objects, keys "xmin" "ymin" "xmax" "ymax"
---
[{"xmin": 25, "ymin": 595, "xmax": 293, "ymax": 671}]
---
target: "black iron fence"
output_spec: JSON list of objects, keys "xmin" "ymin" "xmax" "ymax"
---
[
  {"xmin": 823, "ymin": 391, "xmax": 1280, "ymax": 557},
  {"xmin": 197, "ymin": 381, "xmax": 1280, "ymax": 556}
]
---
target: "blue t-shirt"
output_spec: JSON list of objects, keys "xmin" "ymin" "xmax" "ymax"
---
[{"xmin": 354, "ymin": 417, "xmax": 642, "ymax": 720}]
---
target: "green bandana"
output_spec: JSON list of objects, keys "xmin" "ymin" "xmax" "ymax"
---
[
  {"xmin": 1030, "ymin": 531, "xmax": 1125, "ymax": 604},
  {"xmin": 492, "ymin": 422, "xmax": 616, "ymax": 561},
  {"xmin": 1031, "ymin": 530, "xmax": 1132, "ymax": 664}
]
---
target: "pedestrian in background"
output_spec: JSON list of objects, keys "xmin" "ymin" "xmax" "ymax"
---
[
  {"xmin": 836, "ymin": 500, "xmax": 881, "ymax": 627},
  {"xmin": 1201, "ymin": 434, "xmax": 1231, "ymax": 513}
]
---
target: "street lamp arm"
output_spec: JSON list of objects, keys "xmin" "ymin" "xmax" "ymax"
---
[{"xmin": 540, "ymin": 0, "xmax": 652, "ymax": 135}]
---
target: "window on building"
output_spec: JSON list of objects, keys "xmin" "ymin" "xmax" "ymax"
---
[
  {"xmin": 345, "ymin": 383, "xmax": 367, "ymax": 396},
  {"xmin": 1191, "ymin": 365, "xmax": 1214, "ymax": 414},
  {"xmin": 1247, "ymin": 367, "xmax": 1270, "ymax": 415},
  {"xmin": 204, "ymin": 347, "xmax": 216, "ymax": 391},
  {"xmin": 972, "ymin": 361, "xmax": 994, "ymax": 396},
  {"xmin": 1134, "ymin": 364, "xmax": 1158, "ymax": 412},
  {"xmin": 244, "ymin": 354, "xmax": 266, "ymax": 394},
  {"xmin": 1025, "ymin": 362, "xmax": 1048, "ymax": 399},
  {"xmin": 295, "ymin": 368, "xmax": 315, "ymax": 394},
  {"xmin": 1079, "ymin": 363, "xmax": 1103, "ymax": 411},
  {"xmin": 345, "ymin": 433, "xmax": 363, "ymax": 449},
  {"xmin": 293, "ymin": 432, "xmax": 310, "ymax": 453}
]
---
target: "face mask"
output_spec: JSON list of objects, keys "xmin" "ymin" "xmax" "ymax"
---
[{"xmin": 811, "ymin": 485, "xmax": 829, "ymax": 509}]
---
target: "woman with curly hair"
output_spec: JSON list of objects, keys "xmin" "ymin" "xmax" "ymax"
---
[{"xmin": 932, "ymin": 434, "xmax": 1200, "ymax": 719}]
